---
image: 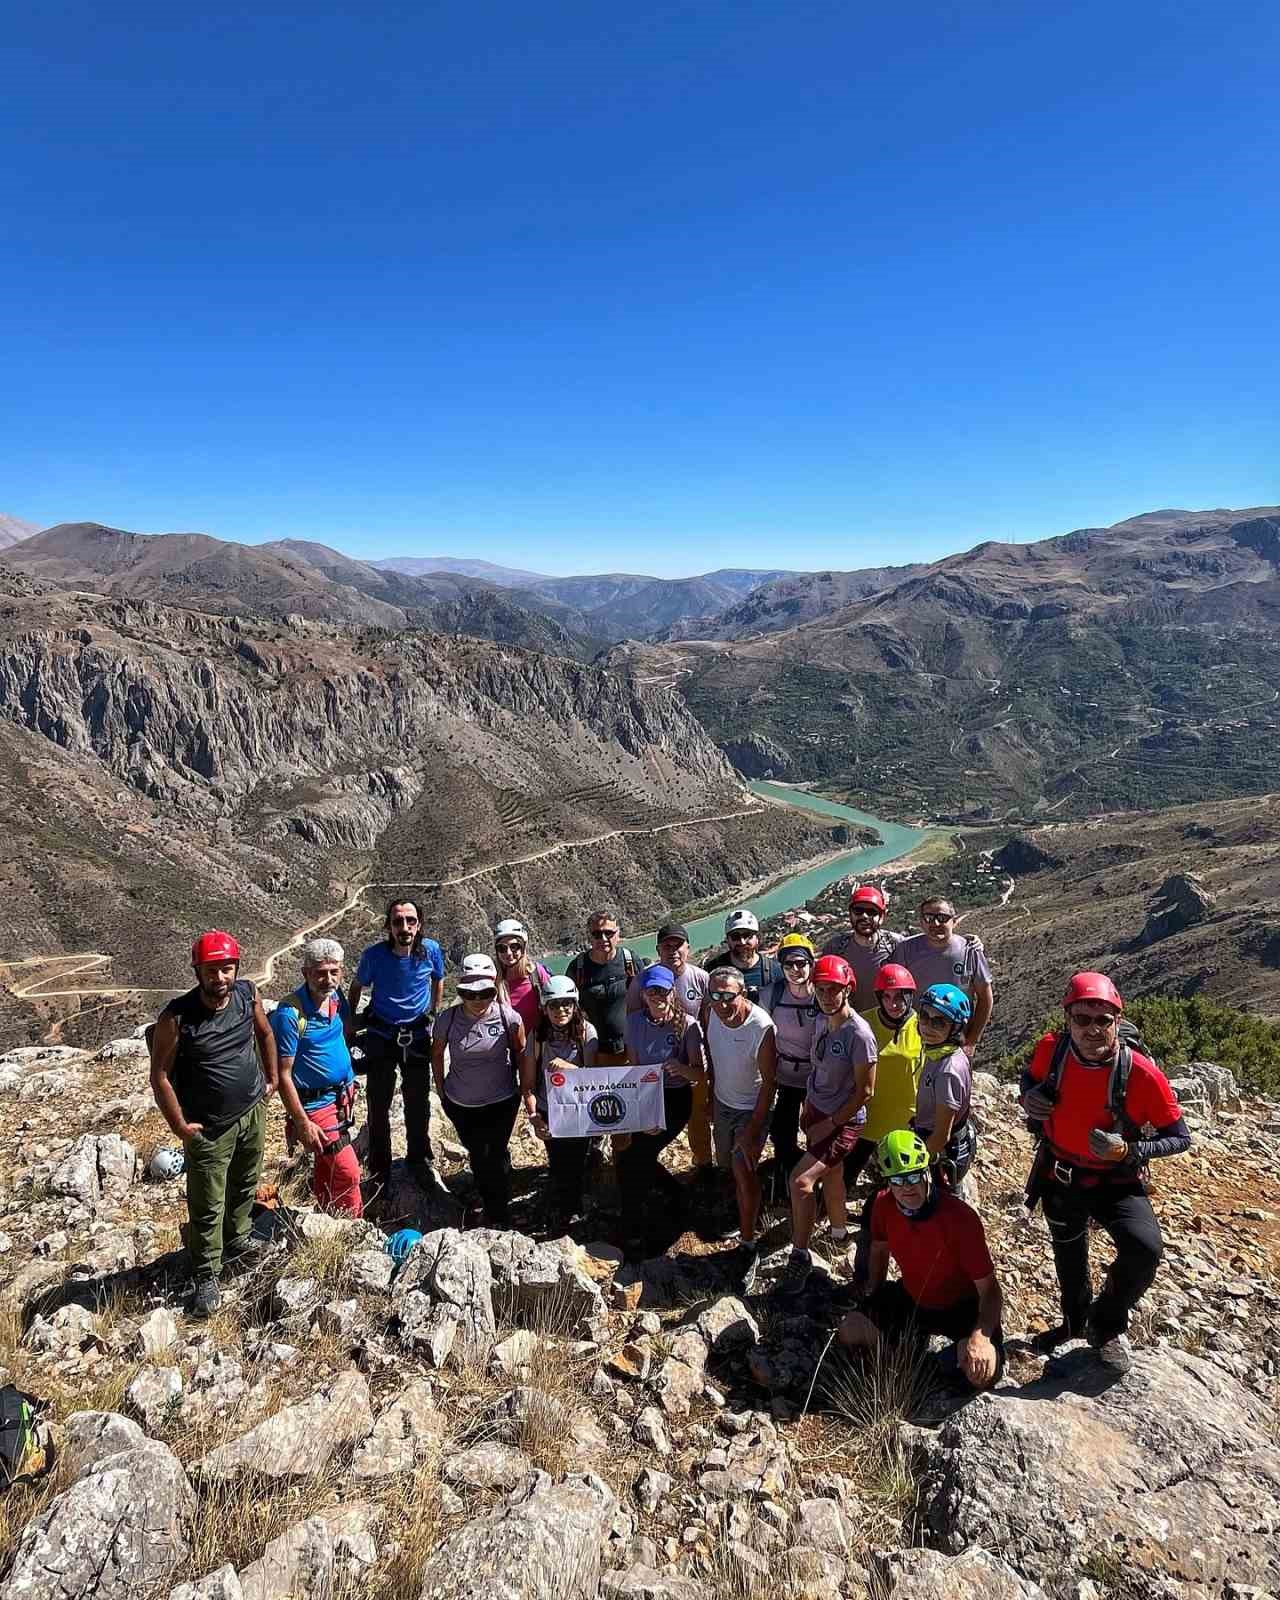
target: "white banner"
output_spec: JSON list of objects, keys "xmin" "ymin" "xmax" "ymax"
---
[{"xmin": 546, "ymin": 1061, "xmax": 666, "ymax": 1138}]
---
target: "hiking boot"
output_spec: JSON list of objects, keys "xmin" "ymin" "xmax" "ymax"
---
[
  {"xmin": 222, "ymin": 1233, "xmax": 269, "ymax": 1273},
  {"xmin": 1089, "ymin": 1331, "xmax": 1134, "ymax": 1374},
  {"xmin": 733, "ymin": 1241, "xmax": 760, "ymax": 1294},
  {"xmin": 775, "ymin": 1247, "xmax": 812, "ymax": 1297},
  {"xmin": 189, "ymin": 1276, "xmax": 221, "ymax": 1319},
  {"xmin": 1030, "ymin": 1323, "xmax": 1080, "ymax": 1357}
]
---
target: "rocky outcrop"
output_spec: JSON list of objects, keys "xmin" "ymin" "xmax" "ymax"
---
[
  {"xmin": 913, "ymin": 1347, "xmax": 1280, "ymax": 1591},
  {"xmin": 416, "ymin": 1470, "xmax": 617, "ymax": 1600},
  {"xmin": 391, "ymin": 1229, "xmax": 497, "ymax": 1364},
  {"xmin": 196, "ymin": 1371, "xmax": 374, "ymax": 1483},
  {"xmin": 1138, "ymin": 871, "xmax": 1216, "ymax": 944},
  {"xmin": 991, "ymin": 835, "xmax": 1063, "ymax": 875},
  {"xmin": 718, "ymin": 735, "xmax": 793, "ymax": 779},
  {"xmin": 0, "ymin": 1440, "xmax": 195, "ymax": 1600}
]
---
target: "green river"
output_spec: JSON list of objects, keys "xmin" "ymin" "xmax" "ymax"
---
[{"xmin": 609, "ymin": 782, "xmax": 929, "ymax": 961}]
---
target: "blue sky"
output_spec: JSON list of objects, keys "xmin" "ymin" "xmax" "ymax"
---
[{"xmin": 2, "ymin": 0, "xmax": 1276, "ymax": 578}]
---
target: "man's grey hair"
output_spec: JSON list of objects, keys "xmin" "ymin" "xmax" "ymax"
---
[
  {"xmin": 301, "ymin": 937, "xmax": 344, "ymax": 969},
  {"xmin": 708, "ymin": 966, "xmax": 745, "ymax": 991}
]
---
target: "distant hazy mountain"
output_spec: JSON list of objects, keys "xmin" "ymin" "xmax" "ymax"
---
[
  {"xmin": 0, "ymin": 513, "xmax": 39, "ymax": 551},
  {"xmin": 2, "ymin": 524, "xmax": 591, "ymax": 656},
  {"xmin": 370, "ymin": 554, "xmax": 549, "ymax": 586}
]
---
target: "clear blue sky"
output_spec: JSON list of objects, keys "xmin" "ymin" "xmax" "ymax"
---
[{"xmin": 3, "ymin": 1, "xmax": 1276, "ymax": 577}]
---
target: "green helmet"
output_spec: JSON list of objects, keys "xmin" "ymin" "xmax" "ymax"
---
[{"xmin": 877, "ymin": 1129, "xmax": 930, "ymax": 1178}]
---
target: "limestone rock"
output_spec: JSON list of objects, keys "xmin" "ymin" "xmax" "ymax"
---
[
  {"xmin": 197, "ymin": 1371, "xmax": 373, "ymax": 1483},
  {"xmin": 416, "ymin": 1469, "xmax": 617, "ymax": 1599},
  {"xmin": 49, "ymin": 1134, "xmax": 136, "ymax": 1205},
  {"xmin": 351, "ymin": 1380, "xmax": 443, "ymax": 1481},
  {"xmin": 1139, "ymin": 872, "xmax": 1215, "ymax": 945},
  {"xmin": 236, "ymin": 1502, "xmax": 380, "ymax": 1600},
  {"xmin": 61, "ymin": 1411, "xmax": 145, "ymax": 1477},
  {"xmin": 793, "ymin": 1498, "xmax": 850, "ymax": 1555},
  {"xmin": 491, "ymin": 1329, "xmax": 540, "ymax": 1377},
  {"xmin": 346, "ymin": 1248, "xmax": 396, "ymax": 1294},
  {"xmin": 633, "ymin": 1406, "xmax": 673, "ymax": 1455},
  {"xmin": 693, "ymin": 1296, "xmax": 760, "ymax": 1355},
  {"xmin": 914, "ymin": 1347, "xmax": 1280, "ymax": 1591},
  {"xmin": 634, "ymin": 1467, "xmax": 672, "ymax": 1514},
  {"xmin": 135, "ymin": 1307, "xmax": 181, "ymax": 1360},
  {"xmin": 392, "ymin": 1229, "xmax": 496, "ymax": 1363},
  {"xmin": 288, "ymin": 1210, "xmax": 382, "ymax": 1252},
  {"xmin": 600, "ymin": 1567, "xmax": 708, "ymax": 1600},
  {"xmin": 125, "ymin": 1367, "xmax": 184, "ymax": 1430},
  {"xmin": 168, "ymin": 1565, "xmax": 244, "ymax": 1600},
  {"xmin": 443, "ymin": 1441, "xmax": 535, "ymax": 1491},
  {"xmin": 26, "ymin": 1304, "xmax": 100, "ymax": 1354},
  {"xmin": 1, "ymin": 1441, "xmax": 194, "ymax": 1600},
  {"xmin": 469, "ymin": 1229, "xmax": 605, "ymax": 1329},
  {"xmin": 872, "ymin": 1547, "xmax": 1047, "ymax": 1599},
  {"xmin": 0, "ymin": 1258, "xmax": 65, "ymax": 1318}
]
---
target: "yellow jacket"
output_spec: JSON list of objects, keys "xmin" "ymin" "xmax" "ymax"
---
[{"xmin": 858, "ymin": 1006, "xmax": 924, "ymax": 1144}]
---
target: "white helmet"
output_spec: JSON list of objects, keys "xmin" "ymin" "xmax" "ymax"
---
[
  {"xmin": 542, "ymin": 975, "xmax": 579, "ymax": 1004},
  {"xmin": 148, "ymin": 1146, "xmax": 185, "ymax": 1181},
  {"xmin": 494, "ymin": 919, "xmax": 528, "ymax": 942},
  {"xmin": 457, "ymin": 953, "xmax": 499, "ymax": 992},
  {"xmin": 724, "ymin": 908, "xmax": 759, "ymax": 935}
]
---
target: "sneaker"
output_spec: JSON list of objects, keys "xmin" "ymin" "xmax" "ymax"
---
[
  {"xmin": 222, "ymin": 1233, "xmax": 269, "ymax": 1271},
  {"xmin": 1029, "ymin": 1323, "xmax": 1077, "ymax": 1357},
  {"xmin": 776, "ymin": 1247, "xmax": 812, "ymax": 1297},
  {"xmin": 1089, "ymin": 1331, "xmax": 1134, "ymax": 1373},
  {"xmin": 189, "ymin": 1276, "xmax": 220, "ymax": 1319}
]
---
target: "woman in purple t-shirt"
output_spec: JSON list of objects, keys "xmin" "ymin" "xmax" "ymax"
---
[{"xmin": 432, "ymin": 953, "xmax": 526, "ymax": 1226}]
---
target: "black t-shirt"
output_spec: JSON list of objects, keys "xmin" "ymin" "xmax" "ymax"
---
[
  {"xmin": 569, "ymin": 949, "xmax": 638, "ymax": 1054},
  {"xmin": 164, "ymin": 979, "xmax": 265, "ymax": 1137},
  {"xmin": 703, "ymin": 949, "xmax": 784, "ymax": 1008}
]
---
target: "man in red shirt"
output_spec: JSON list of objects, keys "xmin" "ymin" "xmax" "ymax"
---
[
  {"xmin": 1021, "ymin": 971, "xmax": 1191, "ymax": 1373},
  {"xmin": 836, "ymin": 1129, "xmax": 1004, "ymax": 1391}
]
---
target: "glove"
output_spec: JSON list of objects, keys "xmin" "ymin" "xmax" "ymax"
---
[
  {"xmin": 1022, "ymin": 1086, "xmax": 1055, "ymax": 1121},
  {"xmin": 1088, "ymin": 1127, "xmax": 1128, "ymax": 1161}
]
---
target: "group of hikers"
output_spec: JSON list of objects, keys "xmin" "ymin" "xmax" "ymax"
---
[{"xmin": 148, "ymin": 885, "xmax": 1192, "ymax": 1390}]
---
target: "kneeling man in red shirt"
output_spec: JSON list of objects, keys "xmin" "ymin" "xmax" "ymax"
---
[{"xmin": 837, "ymin": 1128, "xmax": 1004, "ymax": 1390}]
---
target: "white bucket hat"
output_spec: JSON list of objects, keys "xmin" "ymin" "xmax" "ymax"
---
[{"xmin": 457, "ymin": 953, "xmax": 499, "ymax": 993}]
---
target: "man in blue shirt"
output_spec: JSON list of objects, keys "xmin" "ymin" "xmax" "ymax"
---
[
  {"xmin": 272, "ymin": 938, "xmax": 362, "ymax": 1215},
  {"xmin": 348, "ymin": 895, "xmax": 445, "ymax": 1189}
]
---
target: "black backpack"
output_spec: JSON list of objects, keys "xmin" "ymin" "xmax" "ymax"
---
[
  {"xmin": 0, "ymin": 1386, "xmax": 47, "ymax": 1490},
  {"xmin": 1035, "ymin": 1019, "xmax": 1149, "ymax": 1139}
]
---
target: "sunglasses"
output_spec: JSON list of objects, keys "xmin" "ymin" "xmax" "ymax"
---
[
  {"xmin": 922, "ymin": 912, "xmax": 954, "ymax": 924},
  {"xmin": 495, "ymin": 941, "xmax": 525, "ymax": 953},
  {"xmin": 888, "ymin": 1171, "xmax": 927, "ymax": 1188},
  {"xmin": 917, "ymin": 1007, "xmax": 949, "ymax": 1025},
  {"xmin": 464, "ymin": 987, "xmax": 497, "ymax": 1001},
  {"xmin": 852, "ymin": 905, "xmax": 882, "ymax": 916},
  {"xmin": 781, "ymin": 957, "xmax": 811, "ymax": 970},
  {"xmin": 709, "ymin": 989, "xmax": 741, "ymax": 1003},
  {"xmin": 590, "ymin": 929, "xmax": 619, "ymax": 940},
  {"xmin": 1070, "ymin": 1011, "xmax": 1117, "ymax": 1029},
  {"xmin": 545, "ymin": 998, "xmax": 576, "ymax": 1011},
  {"xmin": 728, "ymin": 931, "xmax": 756, "ymax": 943}
]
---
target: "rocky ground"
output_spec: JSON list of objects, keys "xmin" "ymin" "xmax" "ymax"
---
[{"xmin": 0, "ymin": 1032, "xmax": 1277, "ymax": 1600}]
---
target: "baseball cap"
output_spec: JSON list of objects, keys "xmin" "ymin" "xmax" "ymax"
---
[
  {"xmin": 656, "ymin": 923, "xmax": 688, "ymax": 943},
  {"xmin": 724, "ymin": 909, "xmax": 759, "ymax": 935},
  {"xmin": 457, "ymin": 954, "xmax": 499, "ymax": 992},
  {"xmin": 641, "ymin": 965, "xmax": 675, "ymax": 990}
]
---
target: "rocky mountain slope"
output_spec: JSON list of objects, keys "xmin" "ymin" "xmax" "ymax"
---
[
  {"xmin": 618, "ymin": 506, "xmax": 1280, "ymax": 820},
  {"xmin": 0, "ymin": 581, "xmax": 842, "ymax": 1049},
  {"xmin": 0, "ymin": 1023, "xmax": 1274, "ymax": 1600},
  {"xmin": 0, "ymin": 513, "xmax": 37, "ymax": 551}
]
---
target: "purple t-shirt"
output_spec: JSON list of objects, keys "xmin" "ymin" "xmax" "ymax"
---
[
  {"xmin": 764, "ymin": 982, "xmax": 820, "ymax": 1088},
  {"xmin": 820, "ymin": 931, "xmax": 902, "ymax": 1005},
  {"xmin": 438, "ymin": 1001, "xmax": 523, "ymax": 1107},
  {"xmin": 806, "ymin": 1011, "xmax": 878, "ymax": 1118},
  {"xmin": 626, "ymin": 962, "xmax": 709, "ymax": 1020},
  {"xmin": 915, "ymin": 1045, "xmax": 972, "ymax": 1136},
  {"xmin": 625, "ymin": 1010, "xmax": 704, "ymax": 1086},
  {"xmin": 528, "ymin": 1021, "xmax": 599, "ymax": 1117},
  {"xmin": 896, "ymin": 934, "xmax": 992, "ymax": 1000}
]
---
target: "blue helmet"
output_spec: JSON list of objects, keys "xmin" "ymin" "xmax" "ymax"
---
[
  {"xmin": 386, "ymin": 1227, "xmax": 424, "ymax": 1264},
  {"xmin": 920, "ymin": 983, "xmax": 971, "ymax": 1029}
]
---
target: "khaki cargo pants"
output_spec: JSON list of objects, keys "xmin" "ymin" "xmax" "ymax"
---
[{"xmin": 184, "ymin": 1099, "xmax": 266, "ymax": 1279}]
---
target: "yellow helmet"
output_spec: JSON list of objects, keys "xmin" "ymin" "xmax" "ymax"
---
[{"xmin": 776, "ymin": 932, "xmax": 816, "ymax": 957}]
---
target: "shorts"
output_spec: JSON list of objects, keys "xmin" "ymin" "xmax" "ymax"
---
[
  {"xmin": 801, "ymin": 1099, "xmax": 863, "ymax": 1168},
  {"xmin": 713, "ymin": 1099, "xmax": 758, "ymax": 1170}
]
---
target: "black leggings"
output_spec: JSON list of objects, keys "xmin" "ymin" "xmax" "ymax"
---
[
  {"xmin": 545, "ymin": 1135, "xmax": 592, "ymax": 1212},
  {"xmin": 770, "ymin": 1082, "xmax": 806, "ymax": 1174},
  {"xmin": 1041, "ymin": 1178, "xmax": 1163, "ymax": 1342},
  {"xmin": 617, "ymin": 1083, "xmax": 692, "ymax": 1236},
  {"xmin": 442, "ymin": 1092, "xmax": 520, "ymax": 1224}
]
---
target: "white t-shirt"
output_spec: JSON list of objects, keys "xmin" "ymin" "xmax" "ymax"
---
[{"xmin": 707, "ymin": 1002, "xmax": 775, "ymax": 1111}]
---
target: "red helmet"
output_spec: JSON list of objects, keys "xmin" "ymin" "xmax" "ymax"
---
[
  {"xmin": 874, "ymin": 962, "xmax": 916, "ymax": 994},
  {"xmin": 812, "ymin": 954, "xmax": 855, "ymax": 989},
  {"xmin": 1062, "ymin": 971, "xmax": 1122, "ymax": 1012},
  {"xmin": 849, "ymin": 884, "xmax": 887, "ymax": 913},
  {"xmin": 191, "ymin": 930, "xmax": 241, "ymax": 967}
]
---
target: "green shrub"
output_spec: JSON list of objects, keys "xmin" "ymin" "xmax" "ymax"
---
[{"xmin": 997, "ymin": 994, "xmax": 1280, "ymax": 1098}]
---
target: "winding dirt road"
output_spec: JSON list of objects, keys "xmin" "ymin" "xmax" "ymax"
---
[{"xmin": 0, "ymin": 805, "xmax": 768, "ymax": 1005}]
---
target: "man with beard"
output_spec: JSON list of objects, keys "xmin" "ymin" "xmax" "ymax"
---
[
  {"xmin": 149, "ymin": 931, "xmax": 278, "ymax": 1319},
  {"xmin": 348, "ymin": 896, "xmax": 445, "ymax": 1191},
  {"xmin": 821, "ymin": 884, "xmax": 901, "ymax": 997},
  {"xmin": 895, "ymin": 897, "xmax": 994, "ymax": 1055},
  {"xmin": 701, "ymin": 910, "xmax": 782, "ymax": 1007}
]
